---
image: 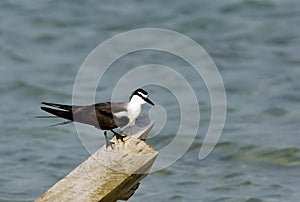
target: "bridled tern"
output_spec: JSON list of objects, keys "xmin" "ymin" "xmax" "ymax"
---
[{"xmin": 39, "ymin": 88, "xmax": 155, "ymax": 147}]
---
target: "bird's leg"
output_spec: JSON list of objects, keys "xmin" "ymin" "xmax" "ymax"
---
[
  {"xmin": 110, "ymin": 129, "xmax": 126, "ymax": 142},
  {"xmin": 104, "ymin": 131, "xmax": 114, "ymax": 149}
]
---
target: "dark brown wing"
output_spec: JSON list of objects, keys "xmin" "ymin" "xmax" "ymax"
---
[
  {"xmin": 96, "ymin": 102, "xmax": 129, "ymax": 129},
  {"xmin": 41, "ymin": 102, "xmax": 129, "ymax": 130},
  {"xmin": 95, "ymin": 102, "xmax": 127, "ymax": 114},
  {"xmin": 72, "ymin": 105, "xmax": 100, "ymax": 128},
  {"xmin": 73, "ymin": 102, "xmax": 129, "ymax": 130}
]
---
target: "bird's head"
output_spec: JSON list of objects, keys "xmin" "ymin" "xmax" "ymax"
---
[{"xmin": 129, "ymin": 88, "xmax": 155, "ymax": 106}]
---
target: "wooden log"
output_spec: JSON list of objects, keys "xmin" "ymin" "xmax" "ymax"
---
[{"xmin": 36, "ymin": 117, "xmax": 157, "ymax": 202}]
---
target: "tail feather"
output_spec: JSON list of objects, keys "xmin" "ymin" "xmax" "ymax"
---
[
  {"xmin": 35, "ymin": 115, "xmax": 58, "ymax": 118},
  {"xmin": 47, "ymin": 120, "xmax": 73, "ymax": 127},
  {"xmin": 41, "ymin": 106, "xmax": 74, "ymax": 121},
  {"xmin": 41, "ymin": 102, "xmax": 74, "ymax": 111}
]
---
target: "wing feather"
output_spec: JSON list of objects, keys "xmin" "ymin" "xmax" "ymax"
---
[{"xmin": 40, "ymin": 102, "xmax": 129, "ymax": 130}]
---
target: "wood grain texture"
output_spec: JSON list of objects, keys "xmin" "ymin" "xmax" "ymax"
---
[{"xmin": 36, "ymin": 121, "xmax": 157, "ymax": 202}]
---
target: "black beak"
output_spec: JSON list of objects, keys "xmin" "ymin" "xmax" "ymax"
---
[{"xmin": 145, "ymin": 97, "xmax": 155, "ymax": 106}]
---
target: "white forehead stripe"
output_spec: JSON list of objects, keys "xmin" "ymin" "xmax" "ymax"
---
[{"xmin": 137, "ymin": 92, "xmax": 148, "ymax": 98}]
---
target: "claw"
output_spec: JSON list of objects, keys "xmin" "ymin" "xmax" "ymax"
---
[
  {"xmin": 110, "ymin": 130, "xmax": 126, "ymax": 142},
  {"xmin": 116, "ymin": 133, "xmax": 126, "ymax": 142}
]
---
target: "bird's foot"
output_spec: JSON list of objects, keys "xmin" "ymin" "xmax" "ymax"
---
[
  {"xmin": 111, "ymin": 130, "xmax": 127, "ymax": 142},
  {"xmin": 116, "ymin": 133, "xmax": 126, "ymax": 142},
  {"xmin": 104, "ymin": 131, "xmax": 114, "ymax": 149},
  {"xmin": 106, "ymin": 140, "xmax": 115, "ymax": 149}
]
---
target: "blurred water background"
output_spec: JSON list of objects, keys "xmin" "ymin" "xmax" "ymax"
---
[{"xmin": 1, "ymin": 0, "xmax": 300, "ymax": 201}]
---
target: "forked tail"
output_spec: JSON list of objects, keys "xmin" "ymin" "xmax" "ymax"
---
[{"xmin": 40, "ymin": 102, "xmax": 75, "ymax": 121}]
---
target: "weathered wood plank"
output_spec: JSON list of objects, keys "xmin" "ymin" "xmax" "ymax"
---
[{"xmin": 36, "ymin": 118, "xmax": 157, "ymax": 202}]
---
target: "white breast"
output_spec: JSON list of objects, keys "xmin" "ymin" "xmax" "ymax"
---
[{"xmin": 126, "ymin": 103, "xmax": 141, "ymax": 126}]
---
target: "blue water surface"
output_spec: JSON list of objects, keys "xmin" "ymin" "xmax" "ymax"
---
[{"xmin": 0, "ymin": 0, "xmax": 300, "ymax": 201}]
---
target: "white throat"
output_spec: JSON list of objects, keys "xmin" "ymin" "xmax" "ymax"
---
[{"xmin": 126, "ymin": 95, "xmax": 145, "ymax": 126}]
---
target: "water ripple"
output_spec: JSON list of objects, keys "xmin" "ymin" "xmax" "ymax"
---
[{"xmin": 222, "ymin": 146, "xmax": 300, "ymax": 167}]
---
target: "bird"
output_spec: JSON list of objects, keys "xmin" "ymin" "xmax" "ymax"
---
[{"xmin": 39, "ymin": 88, "xmax": 155, "ymax": 148}]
